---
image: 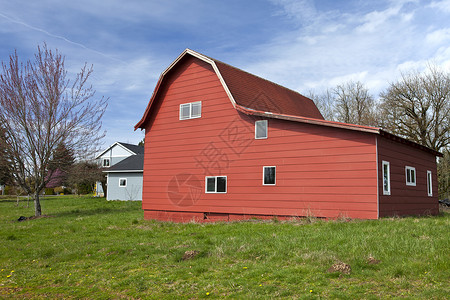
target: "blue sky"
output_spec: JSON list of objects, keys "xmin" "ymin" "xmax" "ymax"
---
[{"xmin": 1, "ymin": 0, "xmax": 450, "ymax": 149}]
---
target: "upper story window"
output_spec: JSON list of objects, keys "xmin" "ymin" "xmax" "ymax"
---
[
  {"xmin": 405, "ymin": 166, "xmax": 416, "ymax": 186},
  {"xmin": 382, "ymin": 161, "xmax": 390, "ymax": 195},
  {"xmin": 427, "ymin": 171, "xmax": 432, "ymax": 196},
  {"xmin": 263, "ymin": 166, "xmax": 276, "ymax": 185},
  {"xmin": 180, "ymin": 101, "xmax": 201, "ymax": 120},
  {"xmin": 102, "ymin": 158, "xmax": 110, "ymax": 167},
  {"xmin": 255, "ymin": 120, "xmax": 268, "ymax": 139}
]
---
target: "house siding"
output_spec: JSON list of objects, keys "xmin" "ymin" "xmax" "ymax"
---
[
  {"xmin": 107, "ymin": 172, "xmax": 143, "ymax": 201},
  {"xmin": 377, "ymin": 136, "xmax": 439, "ymax": 217},
  {"xmin": 142, "ymin": 56, "xmax": 379, "ymax": 221}
]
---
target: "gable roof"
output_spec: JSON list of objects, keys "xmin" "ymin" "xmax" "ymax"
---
[
  {"xmin": 103, "ymin": 154, "xmax": 144, "ymax": 173},
  {"xmin": 135, "ymin": 49, "xmax": 323, "ymax": 130},
  {"xmin": 118, "ymin": 142, "xmax": 144, "ymax": 155},
  {"xmin": 96, "ymin": 142, "xmax": 144, "ymax": 159}
]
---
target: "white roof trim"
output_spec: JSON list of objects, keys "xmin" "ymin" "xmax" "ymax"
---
[
  {"xmin": 95, "ymin": 142, "xmax": 137, "ymax": 159},
  {"xmin": 160, "ymin": 49, "xmax": 237, "ymax": 108}
]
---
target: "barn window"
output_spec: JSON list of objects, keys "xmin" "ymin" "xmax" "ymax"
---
[
  {"xmin": 205, "ymin": 176, "xmax": 227, "ymax": 193},
  {"xmin": 427, "ymin": 171, "xmax": 432, "ymax": 196},
  {"xmin": 382, "ymin": 161, "xmax": 390, "ymax": 195},
  {"xmin": 119, "ymin": 178, "xmax": 127, "ymax": 187},
  {"xmin": 102, "ymin": 158, "xmax": 110, "ymax": 167},
  {"xmin": 405, "ymin": 166, "xmax": 416, "ymax": 186},
  {"xmin": 255, "ymin": 120, "xmax": 268, "ymax": 139},
  {"xmin": 180, "ymin": 101, "xmax": 201, "ymax": 120},
  {"xmin": 263, "ymin": 166, "xmax": 276, "ymax": 185}
]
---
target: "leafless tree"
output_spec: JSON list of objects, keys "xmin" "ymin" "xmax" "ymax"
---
[
  {"xmin": 0, "ymin": 44, "xmax": 107, "ymax": 216},
  {"xmin": 309, "ymin": 81, "xmax": 377, "ymax": 126},
  {"xmin": 308, "ymin": 89, "xmax": 335, "ymax": 121},
  {"xmin": 333, "ymin": 81, "xmax": 376, "ymax": 126},
  {"xmin": 379, "ymin": 66, "xmax": 450, "ymax": 152}
]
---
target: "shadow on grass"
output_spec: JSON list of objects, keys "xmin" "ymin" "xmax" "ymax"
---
[{"xmin": 53, "ymin": 204, "xmax": 141, "ymax": 219}]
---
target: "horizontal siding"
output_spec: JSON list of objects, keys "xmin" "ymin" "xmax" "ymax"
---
[
  {"xmin": 143, "ymin": 56, "xmax": 378, "ymax": 220},
  {"xmin": 377, "ymin": 136, "xmax": 439, "ymax": 217}
]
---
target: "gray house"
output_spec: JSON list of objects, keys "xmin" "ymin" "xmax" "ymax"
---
[{"xmin": 96, "ymin": 142, "xmax": 144, "ymax": 201}]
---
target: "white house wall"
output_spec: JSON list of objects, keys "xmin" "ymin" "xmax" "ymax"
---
[{"xmin": 106, "ymin": 172, "xmax": 143, "ymax": 201}]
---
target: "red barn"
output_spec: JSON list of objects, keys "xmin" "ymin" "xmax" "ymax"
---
[{"xmin": 135, "ymin": 49, "xmax": 441, "ymax": 222}]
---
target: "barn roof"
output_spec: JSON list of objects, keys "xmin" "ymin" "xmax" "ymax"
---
[
  {"xmin": 135, "ymin": 49, "xmax": 441, "ymax": 157},
  {"xmin": 135, "ymin": 49, "xmax": 323, "ymax": 130}
]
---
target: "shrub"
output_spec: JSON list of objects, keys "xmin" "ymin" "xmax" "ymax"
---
[
  {"xmin": 44, "ymin": 188, "xmax": 55, "ymax": 195},
  {"xmin": 54, "ymin": 186, "xmax": 64, "ymax": 194}
]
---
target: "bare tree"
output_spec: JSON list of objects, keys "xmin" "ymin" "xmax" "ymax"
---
[
  {"xmin": 333, "ymin": 81, "xmax": 376, "ymax": 126},
  {"xmin": 379, "ymin": 66, "xmax": 450, "ymax": 152},
  {"xmin": 308, "ymin": 89, "xmax": 335, "ymax": 121},
  {"xmin": 309, "ymin": 81, "xmax": 377, "ymax": 126},
  {"xmin": 0, "ymin": 44, "xmax": 107, "ymax": 216}
]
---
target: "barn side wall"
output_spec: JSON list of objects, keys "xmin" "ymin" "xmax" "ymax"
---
[
  {"xmin": 377, "ymin": 136, "xmax": 439, "ymax": 217},
  {"xmin": 142, "ymin": 56, "xmax": 379, "ymax": 221}
]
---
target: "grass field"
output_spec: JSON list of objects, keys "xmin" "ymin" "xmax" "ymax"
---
[{"xmin": 0, "ymin": 196, "xmax": 449, "ymax": 299}]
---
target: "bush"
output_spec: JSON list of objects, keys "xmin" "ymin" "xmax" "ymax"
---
[
  {"xmin": 54, "ymin": 186, "xmax": 64, "ymax": 194},
  {"xmin": 44, "ymin": 188, "xmax": 55, "ymax": 195}
]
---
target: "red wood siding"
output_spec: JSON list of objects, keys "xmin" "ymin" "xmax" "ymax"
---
[
  {"xmin": 377, "ymin": 136, "xmax": 439, "ymax": 217},
  {"xmin": 142, "ymin": 56, "xmax": 379, "ymax": 221}
]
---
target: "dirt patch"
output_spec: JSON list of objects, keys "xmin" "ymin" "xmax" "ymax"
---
[
  {"xmin": 367, "ymin": 256, "xmax": 381, "ymax": 265},
  {"xmin": 327, "ymin": 262, "xmax": 351, "ymax": 274},
  {"xmin": 182, "ymin": 250, "xmax": 199, "ymax": 261}
]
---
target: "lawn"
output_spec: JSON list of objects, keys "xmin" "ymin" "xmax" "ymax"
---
[{"xmin": 0, "ymin": 196, "xmax": 449, "ymax": 299}]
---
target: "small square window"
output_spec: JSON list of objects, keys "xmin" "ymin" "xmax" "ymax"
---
[
  {"xmin": 263, "ymin": 166, "xmax": 276, "ymax": 185},
  {"xmin": 405, "ymin": 166, "xmax": 416, "ymax": 186},
  {"xmin": 382, "ymin": 161, "xmax": 390, "ymax": 195},
  {"xmin": 427, "ymin": 171, "xmax": 432, "ymax": 196},
  {"xmin": 119, "ymin": 178, "xmax": 127, "ymax": 187},
  {"xmin": 205, "ymin": 176, "xmax": 227, "ymax": 193},
  {"xmin": 102, "ymin": 158, "xmax": 110, "ymax": 167},
  {"xmin": 255, "ymin": 120, "xmax": 268, "ymax": 139},
  {"xmin": 180, "ymin": 101, "xmax": 202, "ymax": 120}
]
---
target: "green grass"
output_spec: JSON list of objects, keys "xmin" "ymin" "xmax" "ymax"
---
[{"xmin": 0, "ymin": 196, "xmax": 449, "ymax": 299}]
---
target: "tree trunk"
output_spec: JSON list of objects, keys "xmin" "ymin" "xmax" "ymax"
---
[{"xmin": 34, "ymin": 192, "xmax": 42, "ymax": 216}]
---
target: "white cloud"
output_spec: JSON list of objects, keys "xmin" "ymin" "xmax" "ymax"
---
[
  {"xmin": 426, "ymin": 28, "xmax": 450, "ymax": 45},
  {"xmin": 428, "ymin": 0, "xmax": 450, "ymax": 13}
]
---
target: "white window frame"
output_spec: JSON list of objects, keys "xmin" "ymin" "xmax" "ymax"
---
[
  {"xmin": 263, "ymin": 166, "xmax": 276, "ymax": 185},
  {"xmin": 405, "ymin": 166, "xmax": 416, "ymax": 186},
  {"xmin": 205, "ymin": 176, "xmax": 227, "ymax": 193},
  {"xmin": 427, "ymin": 170, "xmax": 432, "ymax": 197},
  {"xmin": 255, "ymin": 120, "xmax": 268, "ymax": 139},
  {"xmin": 102, "ymin": 158, "xmax": 110, "ymax": 167},
  {"xmin": 179, "ymin": 101, "xmax": 201, "ymax": 120},
  {"xmin": 382, "ymin": 161, "xmax": 391, "ymax": 195},
  {"xmin": 119, "ymin": 178, "xmax": 127, "ymax": 187}
]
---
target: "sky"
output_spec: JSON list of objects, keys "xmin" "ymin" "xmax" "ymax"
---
[{"xmin": 1, "ymin": 0, "xmax": 450, "ymax": 150}]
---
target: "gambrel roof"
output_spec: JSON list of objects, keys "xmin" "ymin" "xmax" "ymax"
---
[
  {"xmin": 135, "ymin": 49, "xmax": 441, "ymax": 157},
  {"xmin": 135, "ymin": 49, "xmax": 323, "ymax": 130}
]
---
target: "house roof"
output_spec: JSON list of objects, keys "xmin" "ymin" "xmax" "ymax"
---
[
  {"xmin": 96, "ymin": 142, "xmax": 144, "ymax": 159},
  {"xmin": 135, "ymin": 49, "xmax": 441, "ymax": 158},
  {"xmin": 103, "ymin": 154, "xmax": 144, "ymax": 173}
]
